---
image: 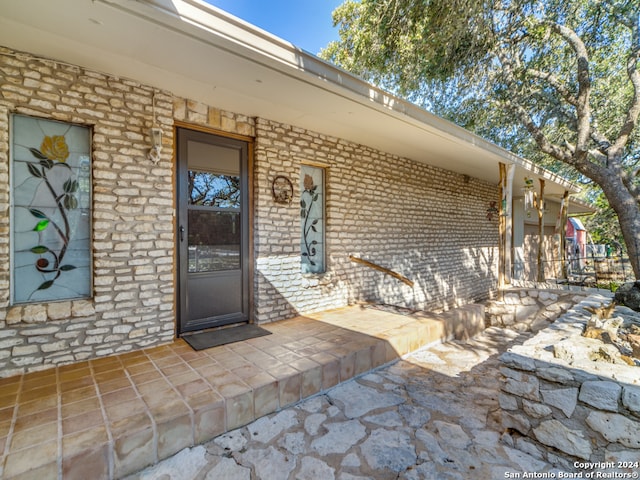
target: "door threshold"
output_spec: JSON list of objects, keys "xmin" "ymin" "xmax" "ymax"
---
[{"xmin": 181, "ymin": 321, "xmax": 249, "ymax": 337}]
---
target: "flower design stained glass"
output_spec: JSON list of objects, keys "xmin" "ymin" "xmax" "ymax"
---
[
  {"xmin": 11, "ymin": 115, "xmax": 92, "ymax": 303},
  {"xmin": 300, "ymin": 165, "xmax": 325, "ymax": 274}
]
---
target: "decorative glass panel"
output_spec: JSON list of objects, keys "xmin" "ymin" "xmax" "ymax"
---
[
  {"xmin": 300, "ymin": 165, "xmax": 325, "ymax": 273},
  {"xmin": 11, "ymin": 115, "xmax": 92, "ymax": 303}
]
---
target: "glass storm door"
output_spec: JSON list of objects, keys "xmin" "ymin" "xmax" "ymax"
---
[{"xmin": 177, "ymin": 128, "xmax": 249, "ymax": 334}]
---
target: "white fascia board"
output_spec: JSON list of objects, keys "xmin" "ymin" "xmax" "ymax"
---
[{"xmin": 118, "ymin": 0, "xmax": 579, "ymax": 193}]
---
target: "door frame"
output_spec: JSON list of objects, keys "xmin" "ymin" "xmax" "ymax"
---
[{"xmin": 174, "ymin": 122, "xmax": 254, "ymax": 335}]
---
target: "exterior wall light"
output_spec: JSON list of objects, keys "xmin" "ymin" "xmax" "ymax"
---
[
  {"xmin": 148, "ymin": 93, "xmax": 162, "ymax": 163},
  {"xmin": 149, "ymin": 127, "xmax": 162, "ymax": 163},
  {"xmin": 523, "ymin": 177, "xmax": 535, "ymax": 212}
]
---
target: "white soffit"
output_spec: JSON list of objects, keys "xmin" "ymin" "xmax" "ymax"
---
[{"xmin": 0, "ymin": 0, "xmax": 578, "ymax": 196}]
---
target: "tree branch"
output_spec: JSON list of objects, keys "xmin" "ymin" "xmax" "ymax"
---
[
  {"xmin": 590, "ymin": 128, "xmax": 612, "ymax": 151},
  {"xmin": 504, "ymin": 97, "xmax": 573, "ymax": 163},
  {"xmin": 545, "ymin": 21, "xmax": 591, "ymax": 159},
  {"xmin": 587, "ymin": 148, "xmax": 608, "ymax": 164},
  {"xmin": 525, "ymin": 68, "xmax": 578, "ymax": 106},
  {"xmin": 612, "ymin": 15, "xmax": 640, "ymax": 155},
  {"xmin": 496, "ymin": 49, "xmax": 573, "ymax": 164}
]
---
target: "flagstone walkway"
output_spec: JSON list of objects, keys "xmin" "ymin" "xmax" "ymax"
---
[{"xmin": 128, "ymin": 327, "xmax": 562, "ymax": 480}]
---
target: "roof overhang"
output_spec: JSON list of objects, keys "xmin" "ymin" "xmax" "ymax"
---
[{"xmin": 0, "ymin": 0, "xmax": 582, "ymax": 203}]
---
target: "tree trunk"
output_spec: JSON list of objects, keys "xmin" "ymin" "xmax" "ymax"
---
[
  {"xmin": 613, "ymin": 201, "xmax": 640, "ymax": 280},
  {"xmin": 588, "ymin": 167, "xmax": 640, "ymax": 280}
]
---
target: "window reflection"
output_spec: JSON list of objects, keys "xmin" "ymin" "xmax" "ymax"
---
[{"xmin": 188, "ymin": 171, "xmax": 240, "ymax": 207}]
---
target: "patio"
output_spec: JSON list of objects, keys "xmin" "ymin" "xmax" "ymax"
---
[{"xmin": 0, "ymin": 304, "xmax": 481, "ymax": 480}]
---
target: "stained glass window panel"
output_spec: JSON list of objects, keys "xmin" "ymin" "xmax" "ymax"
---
[
  {"xmin": 300, "ymin": 165, "xmax": 325, "ymax": 274},
  {"xmin": 11, "ymin": 115, "xmax": 92, "ymax": 303}
]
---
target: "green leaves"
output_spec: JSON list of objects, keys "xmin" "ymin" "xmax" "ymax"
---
[
  {"xmin": 63, "ymin": 179, "xmax": 78, "ymax": 193},
  {"xmin": 27, "ymin": 163, "xmax": 43, "ymax": 178},
  {"xmin": 37, "ymin": 280, "xmax": 54, "ymax": 290},
  {"xmin": 29, "ymin": 147, "xmax": 47, "ymax": 160},
  {"xmin": 33, "ymin": 220, "xmax": 49, "ymax": 232},
  {"xmin": 63, "ymin": 194, "xmax": 78, "ymax": 210},
  {"xmin": 29, "ymin": 209, "xmax": 50, "ymax": 232},
  {"xmin": 30, "ymin": 245, "xmax": 50, "ymax": 254},
  {"xmin": 29, "ymin": 208, "xmax": 47, "ymax": 219}
]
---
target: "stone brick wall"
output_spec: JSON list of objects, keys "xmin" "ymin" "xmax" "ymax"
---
[
  {"xmin": 0, "ymin": 48, "xmax": 180, "ymax": 376},
  {"xmin": 0, "ymin": 46, "xmax": 500, "ymax": 377},
  {"xmin": 499, "ymin": 295, "xmax": 640, "ymax": 468},
  {"xmin": 253, "ymin": 118, "xmax": 500, "ymax": 322},
  {"xmin": 0, "ymin": 49, "xmax": 255, "ymax": 376}
]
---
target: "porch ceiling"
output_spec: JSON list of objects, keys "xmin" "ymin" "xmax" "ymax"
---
[{"xmin": 0, "ymin": 0, "xmax": 580, "ymax": 200}]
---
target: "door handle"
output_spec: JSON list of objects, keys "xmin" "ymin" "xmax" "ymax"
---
[{"xmin": 179, "ymin": 225, "xmax": 185, "ymax": 242}]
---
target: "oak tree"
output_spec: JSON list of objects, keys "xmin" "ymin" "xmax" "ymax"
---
[{"xmin": 322, "ymin": 0, "xmax": 640, "ymax": 277}]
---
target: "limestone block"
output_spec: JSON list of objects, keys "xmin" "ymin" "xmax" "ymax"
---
[
  {"xmin": 360, "ymin": 429, "xmax": 417, "ymax": 472},
  {"xmin": 12, "ymin": 344, "xmax": 39, "ymax": 356},
  {"xmin": 533, "ymin": 419, "xmax": 592, "ymax": 460},
  {"xmin": 622, "ymin": 385, "xmax": 640, "ymax": 416},
  {"xmin": 553, "ymin": 337, "xmax": 629, "ymax": 366},
  {"xmin": 541, "ymin": 388, "xmax": 578, "ymax": 418},
  {"xmin": 502, "ymin": 374, "xmax": 541, "ymax": 401},
  {"xmin": 522, "ymin": 400, "xmax": 552, "ymax": 418},
  {"xmin": 504, "ymin": 293, "xmax": 521, "ymax": 305},
  {"xmin": 0, "ymin": 329, "xmax": 17, "ymax": 341},
  {"xmin": 535, "ymin": 367, "xmax": 575, "ymax": 385},
  {"xmin": 605, "ymin": 448, "xmax": 640, "ymax": 465},
  {"xmin": 22, "ymin": 326, "xmax": 60, "ymax": 337},
  {"xmin": 10, "ymin": 355, "xmax": 42, "ymax": 367},
  {"xmin": 310, "ymin": 419, "xmax": 366, "ymax": 455},
  {"xmin": 500, "ymin": 351, "xmax": 536, "ymax": 371},
  {"xmin": 5, "ymin": 307, "xmax": 22, "ymax": 325},
  {"xmin": 438, "ymin": 303, "xmax": 485, "ymax": 340},
  {"xmin": 579, "ymin": 381, "xmax": 622, "ymax": 412},
  {"xmin": 23, "ymin": 304, "xmax": 47, "ymax": 323},
  {"xmin": 499, "ymin": 393, "xmax": 519, "ymax": 411},
  {"xmin": 41, "ymin": 340, "xmax": 68, "ymax": 353},
  {"xmin": 47, "ymin": 302, "xmax": 71, "ymax": 320},
  {"xmin": 72, "ymin": 300, "xmax": 95, "ymax": 317},
  {"xmin": 538, "ymin": 291, "xmax": 558, "ymax": 304},
  {"xmin": 113, "ymin": 325, "xmax": 133, "ymax": 335},
  {"xmin": 501, "ymin": 410, "xmax": 531, "ymax": 435},
  {"xmin": 514, "ymin": 438, "xmax": 545, "ymax": 461},
  {"xmin": 515, "ymin": 305, "xmax": 540, "ymax": 322},
  {"xmin": 586, "ymin": 411, "xmax": 640, "ymax": 448}
]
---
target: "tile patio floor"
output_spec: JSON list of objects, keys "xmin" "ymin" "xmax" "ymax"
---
[{"xmin": 0, "ymin": 305, "xmax": 480, "ymax": 480}]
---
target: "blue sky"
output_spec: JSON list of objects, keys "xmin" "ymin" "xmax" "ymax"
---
[{"xmin": 203, "ymin": 0, "xmax": 343, "ymax": 54}]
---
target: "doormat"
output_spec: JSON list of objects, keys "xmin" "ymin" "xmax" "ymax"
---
[{"xmin": 182, "ymin": 324, "xmax": 272, "ymax": 351}]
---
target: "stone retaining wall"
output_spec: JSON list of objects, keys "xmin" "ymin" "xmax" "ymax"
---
[
  {"xmin": 486, "ymin": 288, "xmax": 589, "ymax": 332},
  {"xmin": 499, "ymin": 294, "xmax": 640, "ymax": 468}
]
